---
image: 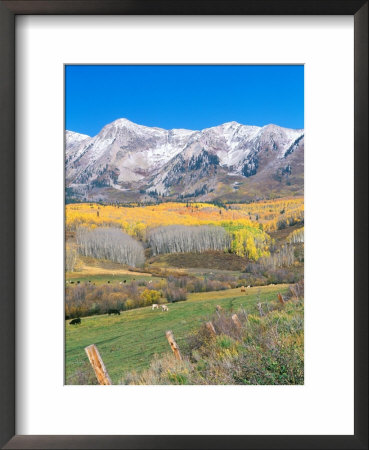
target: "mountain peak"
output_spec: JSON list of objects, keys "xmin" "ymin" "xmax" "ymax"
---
[
  {"xmin": 262, "ymin": 123, "xmax": 299, "ymax": 133},
  {"xmin": 223, "ymin": 121, "xmax": 240, "ymax": 127},
  {"xmin": 105, "ymin": 117, "xmax": 138, "ymax": 129},
  {"xmin": 65, "ymin": 118, "xmax": 304, "ymax": 202}
]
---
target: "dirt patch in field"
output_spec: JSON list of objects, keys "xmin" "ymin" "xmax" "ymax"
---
[
  {"xmin": 68, "ymin": 256, "xmax": 151, "ymax": 277},
  {"xmin": 149, "ymin": 251, "xmax": 248, "ymax": 271},
  {"xmin": 67, "ymin": 266, "xmax": 151, "ymax": 278}
]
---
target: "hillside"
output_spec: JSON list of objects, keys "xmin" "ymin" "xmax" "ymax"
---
[{"xmin": 65, "ymin": 284, "xmax": 290, "ymax": 384}]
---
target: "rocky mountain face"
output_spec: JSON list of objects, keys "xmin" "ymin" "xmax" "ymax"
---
[{"xmin": 65, "ymin": 118, "xmax": 304, "ymax": 202}]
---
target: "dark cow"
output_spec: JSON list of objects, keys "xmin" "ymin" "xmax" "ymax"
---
[
  {"xmin": 69, "ymin": 318, "xmax": 81, "ymax": 325},
  {"xmin": 107, "ymin": 280, "xmax": 110, "ymax": 284},
  {"xmin": 70, "ymin": 281, "xmax": 75, "ymax": 284},
  {"xmin": 77, "ymin": 280, "xmax": 80, "ymax": 284},
  {"xmin": 108, "ymin": 309, "xmax": 120, "ymax": 315}
]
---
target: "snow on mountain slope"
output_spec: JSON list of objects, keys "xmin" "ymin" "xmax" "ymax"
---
[
  {"xmin": 66, "ymin": 130, "xmax": 90, "ymax": 146},
  {"xmin": 66, "ymin": 118, "xmax": 196, "ymax": 187},
  {"xmin": 147, "ymin": 122, "xmax": 304, "ymax": 196},
  {"xmin": 65, "ymin": 118, "xmax": 304, "ymax": 201}
]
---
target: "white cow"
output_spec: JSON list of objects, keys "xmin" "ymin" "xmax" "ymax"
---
[
  {"xmin": 152, "ymin": 304, "xmax": 159, "ymax": 310},
  {"xmin": 247, "ymin": 285, "xmax": 251, "ymax": 289},
  {"xmin": 161, "ymin": 305, "xmax": 169, "ymax": 312}
]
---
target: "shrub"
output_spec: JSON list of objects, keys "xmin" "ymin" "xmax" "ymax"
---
[
  {"xmin": 140, "ymin": 289, "xmax": 161, "ymax": 306},
  {"xmin": 165, "ymin": 286, "xmax": 187, "ymax": 303},
  {"xmin": 65, "ymin": 279, "xmax": 158, "ymax": 318}
]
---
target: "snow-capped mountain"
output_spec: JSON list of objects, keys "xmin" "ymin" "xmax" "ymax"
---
[{"xmin": 65, "ymin": 118, "xmax": 304, "ymax": 202}]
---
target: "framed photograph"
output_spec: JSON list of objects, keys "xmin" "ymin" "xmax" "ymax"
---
[{"xmin": 0, "ymin": 1, "xmax": 367, "ymax": 449}]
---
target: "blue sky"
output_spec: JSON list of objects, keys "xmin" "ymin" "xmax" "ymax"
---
[{"xmin": 65, "ymin": 65, "xmax": 304, "ymax": 136}]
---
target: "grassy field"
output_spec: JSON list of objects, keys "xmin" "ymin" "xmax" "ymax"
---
[
  {"xmin": 65, "ymin": 284, "xmax": 289, "ymax": 384},
  {"xmin": 66, "ymin": 256, "xmax": 154, "ymax": 284},
  {"xmin": 66, "ymin": 273, "xmax": 154, "ymax": 285}
]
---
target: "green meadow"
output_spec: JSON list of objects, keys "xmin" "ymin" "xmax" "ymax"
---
[{"xmin": 65, "ymin": 284, "xmax": 289, "ymax": 384}]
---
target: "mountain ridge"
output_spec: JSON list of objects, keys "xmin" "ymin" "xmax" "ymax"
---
[{"xmin": 65, "ymin": 118, "xmax": 304, "ymax": 203}]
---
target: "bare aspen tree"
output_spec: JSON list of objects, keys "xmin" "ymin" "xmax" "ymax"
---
[
  {"xmin": 287, "ymin": 227, "xmax": 304, "ymax": 244},
  {"xmin": 148, "ymin": 225, "xmax": 231, "ymax": 255},
  {"xmin": 76, "ymin": 227, "xmax": 145, "ymax": 267},
  {"xmin": 65, "ymin": 244, "xmax": 77, "ymax": 272},
  {"xmin": 258, "ymin": 244, "xmax": 295, "ymax": 270}
]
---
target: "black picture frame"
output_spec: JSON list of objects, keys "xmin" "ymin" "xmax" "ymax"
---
[{"xmin": 0, "ymin": 1, "xmax": 367, "ymax": 449}]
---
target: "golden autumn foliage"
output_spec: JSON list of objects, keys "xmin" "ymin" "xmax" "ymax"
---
[
  {"xmin": 230, "ymin": 197, "xmax": 304, "ymax": 232},
  {"xmin": 66, "ymin": 199, "xmax": 303, "ymax": 235},
  {"xmin": 66, "ymin": 198, "xmax": 303, "ymax": 261}
]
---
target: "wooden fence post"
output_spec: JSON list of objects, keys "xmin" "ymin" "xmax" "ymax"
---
[
  {"xmin": 206, "ymin": 321, "xmax": 216, "ymax": 336},
  {"xmin": 166, "ymin": 330, "xmax": 182, "ymax": 360},
  {"xmin": 231, "ymin": 313, "xmax": 242, "ymax": 330},
  {"xmin": 278, "ymin": 292, "xmax": 285, "ymax": 305},
  {"xmin": 85, "ymin": 344, "xmax": 112, "ymax": 385}
]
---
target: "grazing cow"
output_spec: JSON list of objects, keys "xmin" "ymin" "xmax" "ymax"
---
[
  {"xmin": 247, "ymin": 285, "xmax": 251, "ymax": 289},
  {"xmin": 240, "ymin": 286, "xmax": 246, "ymax": 292},
  {"xmin": 123, "ymin": 280, "xmax": 126, "ymax": 283},
  {"xmin": 108, "ymin": 309, "xmax": 120, "ymax": 315},
  {"xmin": 69, "ymin": 318, "xmax": 81, "ymax": 325},
  {"xmin": 152, "ymin": 304, "xmax": 159, "ymax": 310},
  {"xmin": 107, "ymin": 280, "xmax": 110, "ymax": 284},
  {"xmin": 161, "ymin": 305, "xmax": 169, "ymax": 312},
  {"xmin": 70, "ymin": 281, "xmax": 74, "ymax": 284}
]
